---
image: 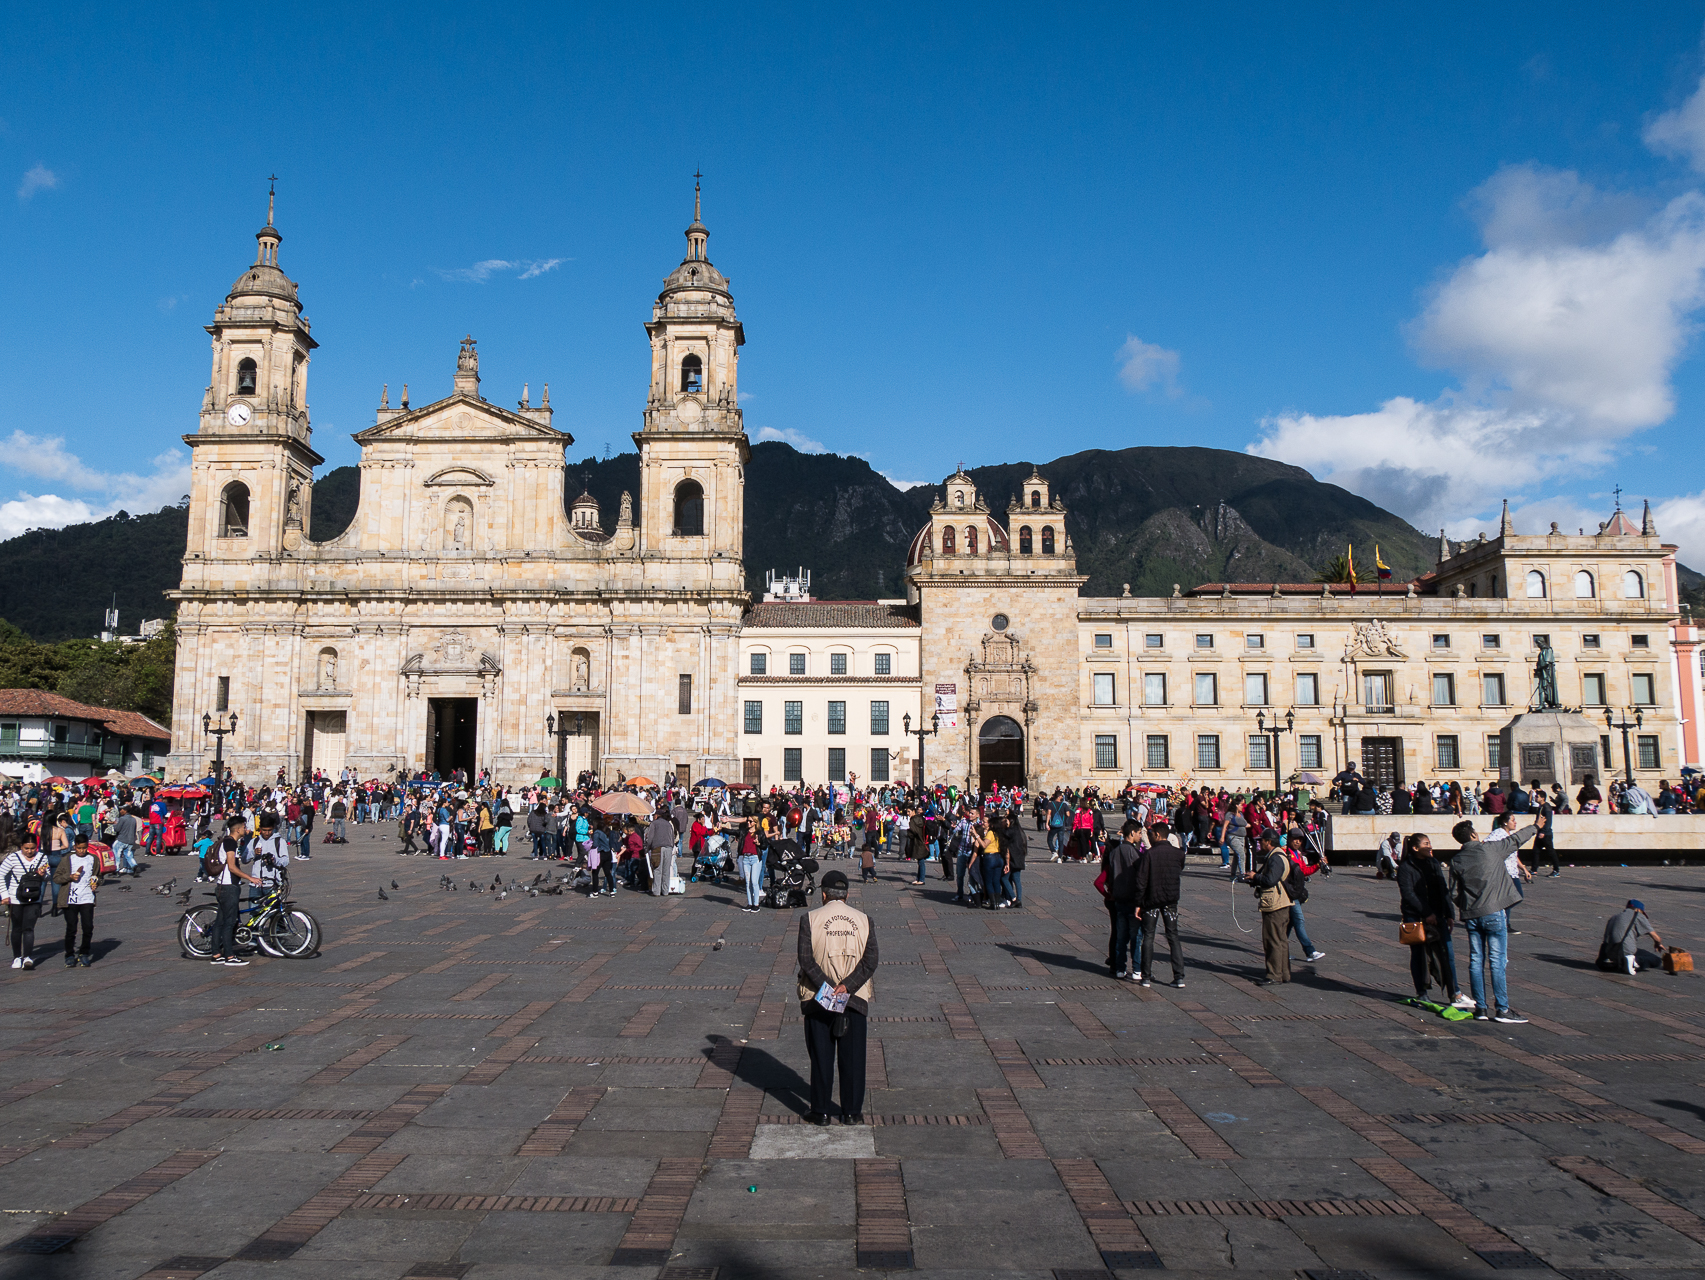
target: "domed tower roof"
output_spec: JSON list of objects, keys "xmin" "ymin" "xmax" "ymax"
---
[
  {"xmin": 225, "ymin": 182, "xmax": 300, "ymax": 309},
  {"xmin": 658, "ymin": 175, "xmax": 732, "ymax": 300}
]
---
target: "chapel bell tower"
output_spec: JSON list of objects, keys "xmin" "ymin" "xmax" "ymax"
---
[
  {"xmin": 634, "ymin": 178, "xmax": 748, "ymax": 590},
  {"xmin": 183, "ymin": 183, "xmax": 323, "ymax": 564}
]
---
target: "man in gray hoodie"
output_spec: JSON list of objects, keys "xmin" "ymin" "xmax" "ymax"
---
[{"xmin": 1449, "ymin": 815, "xmax": 1545, "ymax": 1023}]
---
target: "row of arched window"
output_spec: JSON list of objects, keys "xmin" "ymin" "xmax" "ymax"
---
[
  {"xmin": 1524, "ymin": 569, "xmax": 1645, "ymax": 599},
  {"xmin": 932, "ymin": 525, "xmax": 1054, "ymax": 555}
]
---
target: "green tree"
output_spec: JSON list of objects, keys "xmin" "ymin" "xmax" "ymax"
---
[{"xmin": 1314, "ymin": 553, "xmax": 1356, "ymax": 584}]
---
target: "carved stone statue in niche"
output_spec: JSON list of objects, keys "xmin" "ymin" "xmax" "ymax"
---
[
  {"xmin": 573, "ymin": 652, "xmax": 590, "ymax": 691},
  {"xmin": 453, "ymin": 513, "xmax": 467, "ymax": 549},
  {"xmin": 319, "ymin": 650, "xmax": 337, "ymax": 689},
  {"xmin": 285, "ymin": 482, "xmax": 303, "ymax": 529}
]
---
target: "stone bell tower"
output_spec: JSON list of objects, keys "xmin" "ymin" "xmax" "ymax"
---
[
  {"xmin": 182, "ymin": 183, "xmax": 323, "ymax": 566},
  {"xmin": 634, "ymin": 178, "xmax": 749, "ymax": 593}
]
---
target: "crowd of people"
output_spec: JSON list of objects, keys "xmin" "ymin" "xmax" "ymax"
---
[{"xmin": 0, "ymin": 764, "xmax": 1682, "ymax": 1002}]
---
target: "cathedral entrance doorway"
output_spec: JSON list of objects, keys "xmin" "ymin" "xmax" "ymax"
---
[
  {"xmin": 978, "ymin": 715, "xmax": 1026, "ymax": 792},
  {"xmin": 302, "ymin": 711, "xmax": 346, "ymax": 780},
  {"xmin": 428, "ymin": 698, "xmax": 478, "ymax": 780}
]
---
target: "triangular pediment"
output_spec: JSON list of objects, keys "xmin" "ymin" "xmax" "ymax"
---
[{"xmin": 353, "ymin": 392, "xmax": 570, "ymax": 445}]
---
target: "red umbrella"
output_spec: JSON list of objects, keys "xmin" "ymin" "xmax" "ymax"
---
[{"xmin": 157, "ymin": 784, "xmax": 210, "ymax": 800}]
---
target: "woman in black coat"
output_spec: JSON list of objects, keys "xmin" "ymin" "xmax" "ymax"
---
[{"xmin": 1396, "ymin": 833, "xmax": 1464, "ymax": 1005}]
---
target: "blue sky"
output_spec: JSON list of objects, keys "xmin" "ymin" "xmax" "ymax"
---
[{"xmin": 6, "ymin": 4, "xmax": 1705, "ymax": 562}]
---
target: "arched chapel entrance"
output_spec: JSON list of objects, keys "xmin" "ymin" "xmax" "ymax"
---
[{"xmin": 977, "ymin": 715, "xmax": 1026, "ymax": 792}]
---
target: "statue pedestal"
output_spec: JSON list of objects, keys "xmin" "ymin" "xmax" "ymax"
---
[{"xmin": 1501, "ymin": 712, "xmax": 1604, "ymax": 787}]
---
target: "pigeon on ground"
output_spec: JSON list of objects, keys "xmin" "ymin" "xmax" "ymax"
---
[
  {"xmin": 118, "ymin": 884, "xmax": 132, "ymax": 892},
  {"xmin": 377, "ymin": 888, "xmax": 389, "ymax": 901},
  {"xmin": 391, "ymin": 880, "xmax": 400, "ymax": 890},
  {"xmin": 175, "ymin": 890, "xmax": 192, "ymax": 905},
  {"xmin": 713, "ymin": 938, "xmax": 724, "ymax": 951}
]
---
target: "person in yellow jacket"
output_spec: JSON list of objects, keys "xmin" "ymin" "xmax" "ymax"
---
[{"xmin": 797, "ymin": 869, "xmax": 879, "ymax": 1125}]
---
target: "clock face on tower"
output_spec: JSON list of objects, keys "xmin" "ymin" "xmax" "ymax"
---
[{"xmin": 225, "ymin": 401, "xmax": 253, "ymax": 427}]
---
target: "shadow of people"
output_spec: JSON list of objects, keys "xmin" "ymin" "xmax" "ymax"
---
[{"xmin": 702, "ymin": 1034, "xmax": 812, "ymax": 1117}]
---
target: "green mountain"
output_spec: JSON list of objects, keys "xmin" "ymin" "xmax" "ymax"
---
[{"xmin": 0, "ymin": 443, "xmax": 1463, "ymax": 640}]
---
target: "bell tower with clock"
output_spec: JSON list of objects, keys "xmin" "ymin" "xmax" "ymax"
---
[{"xmin": 182, "ymin": 184, "xmax": 323, "ymax": 565}]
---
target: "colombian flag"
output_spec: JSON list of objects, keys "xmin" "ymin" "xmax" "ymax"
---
[
  {"xmin": 1375, "ymin": 545, "xmax": 1392, "ymax": 581},
  {"xmin": 1346, "ymin": 544, "xmax": 1357, "ymax": 594}
]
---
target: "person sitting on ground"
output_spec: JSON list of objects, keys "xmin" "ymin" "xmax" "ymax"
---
[
  {"xmin": 1599, "ymin": 899, "xmax": 1664, "ymax": 975},
  {"xmin": 1376, "ymin": 830, "xmax": 1402, "ymax": 880}
]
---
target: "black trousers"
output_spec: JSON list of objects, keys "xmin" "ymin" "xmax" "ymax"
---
[
  {"xmin": 801, "ymin": 1002, "xmax": 867, "ymax": 1118},
  {"xmin": 63, "ymin": 903, "xmax": 94, "ymax": 956},
  {"xmin": 9, "ymin": 903, "xmax": 40, "ymax": 959},
  {"xmin": 1529, "ymin": 833, "xmax": 1558, "ymax": 874},
  {"xmin": 212, "ymin": 884, "xmax": 241, "ymax": 957},
  {"xmin": 1140, "ymin": 905, "xmax": 1185, "ymax": 982}
]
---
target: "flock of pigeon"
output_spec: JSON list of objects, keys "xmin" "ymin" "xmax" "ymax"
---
[
  {"xmin": 148, "ymin": 877, "xmax": 194, "ymax": 906},
  {"xmin": 377, "ymin": 871, "xmax": 571, "ymax": 902}
]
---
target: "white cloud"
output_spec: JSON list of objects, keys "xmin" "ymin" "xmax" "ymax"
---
[
  {"xmin": 1251, "ymin": 159, "xmax": 1705, "ymax": 533},
  {"xmin": 1645, "ymin": 74, "xmax": 1705, "ymax": 173},
  {"xmin": 0, "ymin": 432, "xmax": 190, "ymax": 538},
  {"xmin": 1115, "ymin": 335, "xmax": 1183, "ymax": 396},
  {"xmin": 1653, "ymin": 491, "xmax": 1705, "ymax": 568},
  {"xmin": 17, "ymin": 163, "xmax": 58, "ymax": 201},
  {"xmin": 435, "ymin": 257, "xmax": 566, "ymax": 283},
  {"xmin": 880, "ymin": 473, "xmax": 930, "ymax": 490},
  {"xmin": 0, "ymin": 493, "xmax": 99, "ymax": 539},
  {"xmin": 754, "ymin": 426, "xmax": 826, "ymax": 453}
]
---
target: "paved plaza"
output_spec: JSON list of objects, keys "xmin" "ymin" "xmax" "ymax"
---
[{"xmin": 0, "ymin": 829, "xmax": 1701, "ymax": 1280}]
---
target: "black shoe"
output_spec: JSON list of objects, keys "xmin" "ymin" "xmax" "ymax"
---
[
  {"xmin": 841, "ymin": 1113, "xmax": 865, "ymax": 1125},
  {"xmin": 1253, "ymin": 977, "xmax": 1275, "ymax": 986},
  {"xmin": 806, "ymin": 1112, "xmax": 831, "ymax": 1126},
  {"xmin": 64, "ymin": 956, "xmax": 76, "ymax": 967},
  {"xmin": 1170, "ymin": 979, "xmax": 1186, "ymax": 988}
]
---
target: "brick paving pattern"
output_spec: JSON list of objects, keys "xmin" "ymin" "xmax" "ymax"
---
[{"xmin": 0, "ymin": 823, "xmax": 1700, "ymax": 1277}]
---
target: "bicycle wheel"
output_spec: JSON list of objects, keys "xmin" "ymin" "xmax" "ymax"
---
[
  {"xmin": 264, "ymin": 909, "xmax": 320, "ymax": 958},
  {"xmin": 178, "ymin": 905, "xmax": 219, "ymax": 958}
]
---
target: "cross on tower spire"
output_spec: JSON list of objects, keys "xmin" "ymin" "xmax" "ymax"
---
[
  {"xmin": 267, "ymin": 174, "xmax": 277, "ymax": 226},
  {"xmin": 693, "ymin": 170, "xmax": 702, "ymax": 223},
  {"xmin": 1612, "ymin": 483, "xmax": 1623, "ymax": 510}
]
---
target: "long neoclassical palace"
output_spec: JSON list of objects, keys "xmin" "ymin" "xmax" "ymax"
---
[{"xmin": 165, "ymin": 193, "xmax": 1704, "ymax": 791}]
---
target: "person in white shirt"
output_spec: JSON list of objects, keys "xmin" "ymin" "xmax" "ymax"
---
[
  {"xmin": 244, "ymin": 812, "xmax": 292, "ymax": 911},
  {"xmin": 1, "ymin": 835, "xmax": 50, "ymax": 969},
  {"xmin": 55, "ymin": 833, "xmax": 99, "ymax": 967}
]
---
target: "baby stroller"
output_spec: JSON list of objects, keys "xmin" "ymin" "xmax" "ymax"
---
[
  {"xmin": 761, "ymin": 838, "xmax": 818, "ymax": 909},
  {"xmin": 691, "ymin": 830, "xmax": 734, "ymax": 885}
]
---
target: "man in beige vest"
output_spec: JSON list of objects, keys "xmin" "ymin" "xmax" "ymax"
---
[
  {"xmin": 1243, "ymin": 831, "xmax": 1294, "ymax": 984},
  {"xmin": 797, "ymin": 869, "xmax": 878, "ymax": 1125}
]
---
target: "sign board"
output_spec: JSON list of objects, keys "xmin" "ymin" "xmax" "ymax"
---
[{"xmin": 934, "ymin": 682, "xmax": 958, "ymax": 730}]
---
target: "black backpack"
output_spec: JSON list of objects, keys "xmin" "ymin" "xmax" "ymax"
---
[{"xmin": 13, "ymin": 857, "xmax": 46, "ymax": 906}]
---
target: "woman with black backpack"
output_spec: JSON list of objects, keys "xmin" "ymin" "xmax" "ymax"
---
[{"xmin": 2, "ymin": 833, "xmax": 51, "ymax": 970}]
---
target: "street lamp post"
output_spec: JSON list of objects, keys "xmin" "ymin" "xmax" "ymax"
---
[
  {"xmin": 1254, "ymin": 707, "xmax": 1295, "ymax": 798},
  {"xmin": 902, "ymin": 710, "xmax": 941, "ymax": 792},
  {"xmin": 201, "ymin": 710, "xmax": 238, "ymax": 782},
  {"xmin": 1604, "ymin": 706, "xmax": 1644, "ymax": 785}
]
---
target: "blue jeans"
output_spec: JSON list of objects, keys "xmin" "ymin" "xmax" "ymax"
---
[
  {"xmin": 979, "ymin": 853, "xmax": 1004, "ymax": 903},
  {"xmin": 1006, "ymin": 868, "xmax": 1022, "ymax": 904},
  {"xmin": 113, "ymin": 842, "xmax": 137, "ymax": 873},
  {"xmin": 1465, "ymin": 911, "xmax": 1510, "ymax": 1013},
  {"xmin": 737, "ymin": 854, "xmax": 763, "ymax": 907},
  {"xmin": 955, "ymin": 852, "xmax": 973, "ymax": 897},
  {"xmin": 1287, "ymin": 904, "xmax": 1315, "ymax": 955}
]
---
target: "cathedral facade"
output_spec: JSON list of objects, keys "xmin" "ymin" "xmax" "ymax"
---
[
  {"xmin": 165, "ymin": 194, "xmax": 1699, "ymax": 792},
  {"xmin": 165, "ymin": 188, "xmax": 749, "ymax": 785}
]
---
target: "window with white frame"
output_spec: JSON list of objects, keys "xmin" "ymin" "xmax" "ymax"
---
[{"xmin": 1432, "ymin": 673, "xmax": 1455, "ymax": 706}]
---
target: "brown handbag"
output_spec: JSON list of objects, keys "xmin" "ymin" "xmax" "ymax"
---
[{"xmin": 1398, "ymin": 920, "xmax": 1427, "ymax": 946}]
